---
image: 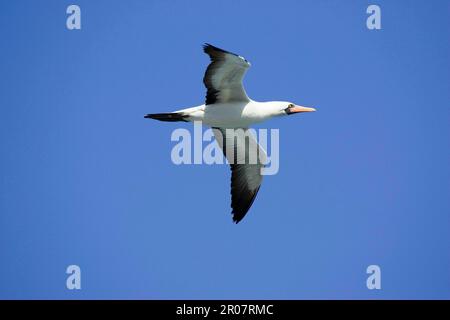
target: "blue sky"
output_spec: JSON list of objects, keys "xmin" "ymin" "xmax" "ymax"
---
[{"xmin": 0, "ymin": 0, "xmax": 449, "ymax": 299}]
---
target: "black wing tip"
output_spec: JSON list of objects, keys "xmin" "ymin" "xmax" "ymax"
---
[
  {"xmin": 232, "ymin": 211, "xmax": 244, "ymax": 224},
  {"xmin": 202, "ymin": 43, "xmax": 213, "ymax": 51},
  {"xmin": 203, "ymin": 43, "xmax": 223, "ymax": 52},
  {"xmin": 231, "ymin": 209, "xmax": 248, "ymax": 224},
  {"xmin": 231, "ymin": 206, "xmax": 245, "ymax": 223},
  {"xmin": 202, "ymin": 43, "xmax": 239, "ymax": 57},
  {"xmin": 230, "ymin": 185, "xmax": 261, "ymax": 224}
]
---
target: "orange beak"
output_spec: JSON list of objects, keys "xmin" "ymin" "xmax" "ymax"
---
[{"xmin": 290, "ymin": 105, "xmax": 316, "ymax": 113}]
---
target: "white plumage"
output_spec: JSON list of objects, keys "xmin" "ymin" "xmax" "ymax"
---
[{"xmin": 145, "ymin": 44, "xmax": 316, "ymax": 223}]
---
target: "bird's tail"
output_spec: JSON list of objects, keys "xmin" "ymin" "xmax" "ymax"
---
[{"xmin": 144, "ymin": 112, "xmax": 188, "ymax": 122}]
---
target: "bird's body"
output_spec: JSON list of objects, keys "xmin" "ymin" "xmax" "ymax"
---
[
  {"xmin": 176, "ymin": 100, "xmax": 289, "ymax": 128},
  {"xmin": 145, "ymin": 44, "xmax": 316, "ymax": 223}
]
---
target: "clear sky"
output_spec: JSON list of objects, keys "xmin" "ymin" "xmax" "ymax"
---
[{"xmin": 0, "ymin": 0, "xmax": 449, "ymax": 299}]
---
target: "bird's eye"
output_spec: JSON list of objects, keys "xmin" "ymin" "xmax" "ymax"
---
[{"xmin": 288, "ymin": 103, "xmax": 294, "ymax": 108}]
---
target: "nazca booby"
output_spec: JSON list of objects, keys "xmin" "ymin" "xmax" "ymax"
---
[{"xmin": 145, "ymin": 44, "xmax": 316, "ymax": 223}]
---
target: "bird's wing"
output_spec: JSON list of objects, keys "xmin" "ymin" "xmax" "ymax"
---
[
  {"xmin": 203, "ymin": 43, "xmax": 251, "ymax": 105},
  {"xmin": 213, "ymin": 127, "xmax": 267, "ymax": 223}
]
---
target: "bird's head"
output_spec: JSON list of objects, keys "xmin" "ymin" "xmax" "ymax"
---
[
  {"xmin": 252, "ymin": 101, "xmax": 316, "ymax": 123},
  {"xmin": 283, "ymin": 102, "xmax": 316, "ymax": 115}
]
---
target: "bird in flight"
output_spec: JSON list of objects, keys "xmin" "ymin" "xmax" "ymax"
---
[{"xmin": 145, "ymin": 44, "xmax": 316, "ymax": 223}]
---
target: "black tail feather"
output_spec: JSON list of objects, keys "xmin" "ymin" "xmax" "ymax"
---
[{"xmin": 144, "ymin": 112, "xmax": 188, "ymax": 122}]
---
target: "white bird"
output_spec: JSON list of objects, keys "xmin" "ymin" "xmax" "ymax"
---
[{"xmin": 145, "ymin": 44, "xmax": 316, "ymax": 223}]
